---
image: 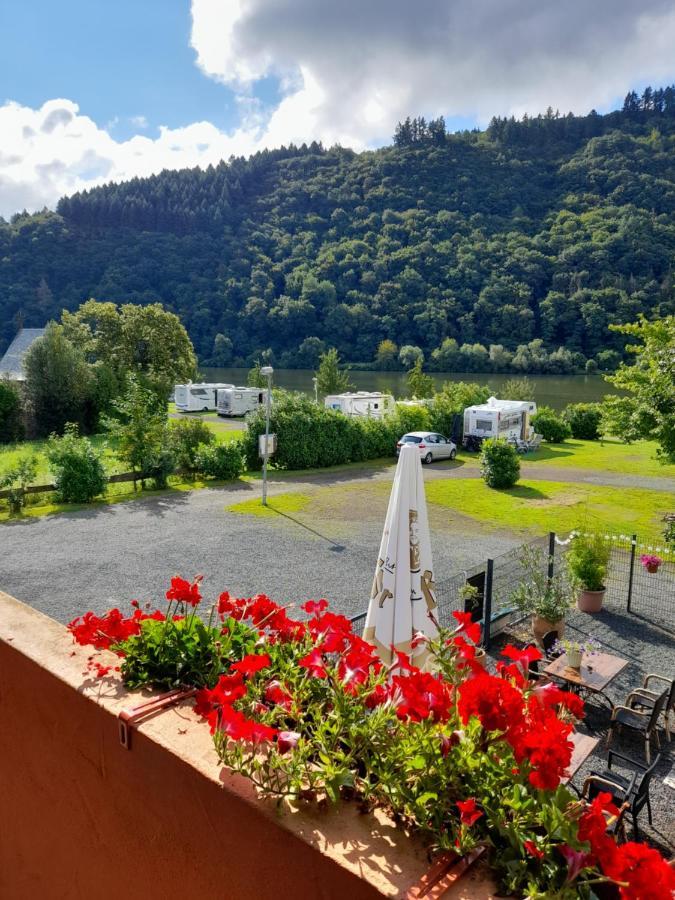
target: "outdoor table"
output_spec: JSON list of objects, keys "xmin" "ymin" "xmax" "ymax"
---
[
  {"xmin": 564, "ymin": 732, "xmax": 600, "ymax": 784},
  {"xmin": 544, "ymin": 651, "xmax": 628, "ymax": 709}
]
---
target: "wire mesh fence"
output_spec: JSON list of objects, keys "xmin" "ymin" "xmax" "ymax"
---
[{"xmin": 350, "ymin": 530, "xmax": 675, "ymax": 646}]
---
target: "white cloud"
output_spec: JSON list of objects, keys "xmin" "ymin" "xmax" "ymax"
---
[
  {"xmin": 190, "ymin": 0, "xmax": 675, "ymax": 147},
  {"xmin": 0, "ymin": 98, "xmax": 261, "ymax": 218}
]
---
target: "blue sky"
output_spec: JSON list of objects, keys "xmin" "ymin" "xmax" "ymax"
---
[
  {"xmin": 0, "ymin": 1, "xmax": 281, "ymax": 139},
  {"xmin": 1, "ymin": 0, "xmax": 675, "ymax": 217}
]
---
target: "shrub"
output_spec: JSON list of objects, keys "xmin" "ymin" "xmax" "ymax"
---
[
  {"xmin": 195, "ymin": 442, "xmax": 246, "ymax": 481},
  {"xmin": 0, "ymin": 380, "xmax": 24, "ymax": 443},
  {"xmin": 479, "ymin": 438, "xmax": 520, "ymax": 489},
  {"xmin": 46, "ymin": 424, "xmax": 107, "ymax": 503},
  {"xmin": 428, "ymin": 381, "xmax": 490, "ymax": 438},
  {"xmin": 501, "ymin": 377, "xmax": 536, "ymax": 401},
  {"xmin": 169, "ymin": 418, "xmax": 214, "ymax": 473},
  {"xmin": 563, "ymin": 403, "xmax": 602, "ymax": 440},
  {"xmin": 0, "ymin": 455, "xmax": 38, "ymax": 514},
  {"xmin": 566, "ymin": 532, "xmax": 611, "ymax": 591},
  {"xmin": 531, "ymin": 406, "xmax": 571, "ymax": 443}
]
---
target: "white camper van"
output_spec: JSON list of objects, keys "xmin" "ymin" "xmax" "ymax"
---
[
  {"xmin": 216, "ymin": 386, "xmax": 269, "ymax": 417},
  {"xmin": 324, "ymin": 391, "xmax": 394, "ymax": 419},
  {"xmin": 174, "ymin": 383, "xmax": 234, "ymax": 413},
  {"xmin": 463, "ymin": 397, "xmax": 537, "ymax": 447}
]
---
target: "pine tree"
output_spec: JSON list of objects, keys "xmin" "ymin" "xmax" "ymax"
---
[{"xmin": 315, "ymin": 348, "xmax": 352, "ymax": 396}]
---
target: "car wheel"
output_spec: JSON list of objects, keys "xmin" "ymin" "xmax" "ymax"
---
[
  {"xmin": 424, "ymin": 452, "xmax": 433, "ymax": 465},
  {"xmin": 203, "ymin": 406, "xmax": 209, "ymax": 412},
  {"xmin": 449, "ymin": 449, "xmax": 456, "ymax": 460}
]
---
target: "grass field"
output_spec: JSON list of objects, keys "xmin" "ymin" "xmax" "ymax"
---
[
  {"xmin": 227, "ymin": 492, "xmax": 312, "ymax": 518},
  {"xmin": 425, "ymin": 478, "xmax": 672, "ymax": 542},
  {"xmin": 522, "ymin": 437, "xmax": 674, "ymax": 477}
]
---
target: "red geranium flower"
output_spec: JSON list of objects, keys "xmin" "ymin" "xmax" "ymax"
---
[
  {"xmin": 277, "ymin": 731, "xmax": 301, "ymax": 754},
  {"xmin": 299, "ymin": 647, "xmax": 328, "ymax": 678},
  {"xmin": 166, "ymin": 575, "xmax": 202, "ymax": 607},
  {"xmin": 456, "ymin": 798, "xmax": 483, "ymax": 826},
  {"xmin": 230, "ymin": 653, "xmax": 271, "ymax": 677},
  {"xmin": 302, "ymin": 599, "xmax": 329, "ymax": 615},
  {"xmin": 603, "ymin": 841, "xmax": 675, "ymax": 899},
  {"xmin": 451, "ymin": 610, "xmax": 481, "ymax": 645},
  {"xmin": 523, "ymin": 840, "xmax": 544, "ymax": 860}
]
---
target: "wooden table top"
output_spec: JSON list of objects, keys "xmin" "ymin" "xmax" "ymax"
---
[
  {"xmin": 544, "ymin": 651, "xmax": 628, "ymax": 693},
  {"xmin": 565, "ymin": 732, "xmax": 600, "ymax": 782}
]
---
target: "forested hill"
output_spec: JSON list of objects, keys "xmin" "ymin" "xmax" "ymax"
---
[{"xmin": 2, "ymin": 87, "xmax": 675, "ymax": 372}]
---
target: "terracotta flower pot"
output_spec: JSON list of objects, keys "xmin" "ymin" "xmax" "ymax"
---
[
  {"xmin": 645, "ymin": 563, "xmax": 660, "ymax": 574},
  {"xmin": 577, "ymin": 587, "xmax": 606, "ymax": 613},
  {"xmin": 532, "ymin": 614, "xmax": 564, "ymax": 646},
  {"xmin": 474, "ymin": 648, "xmax": 487, "ymax": 669}
]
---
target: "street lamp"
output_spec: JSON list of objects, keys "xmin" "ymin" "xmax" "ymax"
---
[{"xmin": 261, "ymin": 366, "xmax": 274, "ymax": 506}]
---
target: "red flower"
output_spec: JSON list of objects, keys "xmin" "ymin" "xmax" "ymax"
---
[
  {"xmin": 166, "ymin": 575, "xmax": 202, "ymax": 607},
  {"xmin": 577, "ymin": 792, "xmax": 621, "ymax": 862},
  {"xmin": 364, "ymin": 683, "xmax": 390, "ymax": 709},
  {"xmin": 230, "ymin": 653, "xmax": 271, "ymax": 677},
  {"xmin": 440, "ymin": 731, "xmax": 462, "ymax": 757},
  {"xmin": 299, "ymin": 647, "xmax": 328, "ymax": 678},
  {"xmin": 523, "ymin": 840, "xmax": 544, "ymax": 860},
  {"xmin": 603, "ymin": 841, "xmax": 675, "ymax": 899},
  {"xmin": 392, "ymin": 670, "xmax": 453, "ymax": 723},
  {"xmin": 558, "ymin": 845, "xmax": 594, "ymax": 883},
  {"xmin": 452, "ymin": 610, "xmax": 481, "ymax": 645},
  {"xmin": 456, "ymin": 798, "xmax": 483, "ymax": 827},
  {"xmin": 277, "ymin": 731, "xmax": 301, "ymax": 754},
  {"xmin": 457, "ymin": 672, "xmax": 522, "ymax": 735},
  {"xmin": 264, "ymin": 680, "xmax": 293, "ymax": 710},
  {"xmin": 302, "ymin": 599, "xmax": 329, "ymax": 615}
]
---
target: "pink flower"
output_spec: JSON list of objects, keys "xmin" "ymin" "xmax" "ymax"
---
[{"xmin": 277, "ymin": 731, "xmax": 301, "ymax": 754}]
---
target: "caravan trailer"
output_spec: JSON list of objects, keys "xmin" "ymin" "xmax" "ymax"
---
[
  {"xmin": 174, "ymin": 382, "xmax": 234, "ymax": 413},
  {"xmin": 463, "ymin": 397, "xmax": 537, "ymax": 448},
  {"xmin": 216, "ymin": 386, "xmax": 269, "ymax": 417},
  {"xmin": 324, "ymin": 391, "xmax": 395, "ymax": 419}
]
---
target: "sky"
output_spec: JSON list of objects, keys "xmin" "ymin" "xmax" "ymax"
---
[{"xmin": 1, "ymin": 0, "xmax": 675, "ymax": 219}]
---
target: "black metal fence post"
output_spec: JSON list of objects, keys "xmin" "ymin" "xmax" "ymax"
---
[
  {"xmin": 547, "ymin": 532, "xmax": 556, "ymax": 580},
  {"xmin": 627, "ymin": 533, "xmax": 637, "ymax": 613},
  {"xmin": 482, "ymin": 558, "xmax": 494, "ymax": 650}
]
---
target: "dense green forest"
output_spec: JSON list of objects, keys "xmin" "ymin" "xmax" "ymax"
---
[{"xmin": 2, "ymin": 87, "xmax": 675, "ymax": 372}]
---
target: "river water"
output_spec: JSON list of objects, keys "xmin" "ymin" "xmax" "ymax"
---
[{"xmin": 201, "ymin": 368, "xmax": 618, "ymax": 411}]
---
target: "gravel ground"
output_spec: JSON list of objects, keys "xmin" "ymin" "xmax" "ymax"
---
[
  {"xmin": 0, "ymin": 472, "xmax": 519, "ymax": 625},
  {"xmin": 493, "ymin": 609, "xmax": 675, "ymax": 854}
]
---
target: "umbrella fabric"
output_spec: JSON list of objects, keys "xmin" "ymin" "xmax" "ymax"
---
[{"xmin": 363, "ymin": 444, "xmax": 439, "ymax": 666}]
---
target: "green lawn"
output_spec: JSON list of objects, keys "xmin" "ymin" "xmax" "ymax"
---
[
  {"xmin": 521, "ymin": 437, "xmax": 674, "ymax": 477},
  {"xmin": 226, "ymin": 492, "xmax": 312, "ymax": 518},
  {"xmin": 425, "ymin": 477, "xmax": 672, "ymax": 542}
]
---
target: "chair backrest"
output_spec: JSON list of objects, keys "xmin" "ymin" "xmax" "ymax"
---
[
  {"xmin": 647, "ymin": 690, "xmax": 669, "ymax": 731},
  {"xmin": 667, "ymin": 678, "xmax": 675, "ymax": 711},
  {"xmin": 542, "ymin": 630, "xmax": 559, "ymax": 658},
  {"xmin": 633, "ymin": 753, "xmax": 661, "ymax": 817}
]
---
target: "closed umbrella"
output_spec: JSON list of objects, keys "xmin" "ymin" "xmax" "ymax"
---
[{"xmin": 363, "ymin": 443, "xmax": 439, "ymax": 666}]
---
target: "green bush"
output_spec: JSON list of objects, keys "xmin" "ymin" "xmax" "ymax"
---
[
  {"xmin": 566, "ymin": 532, "xmax": 611, "ymax": 591},
  {"xmin": 531, "ymin": 406, "xmax": 571, "ymax": 443},
  {"xmin": 195, "ymin": 442, "xmax": 246, "ymax": 481},
  {"xmin": 46, "ymin": 424, "xmax": 107, "ymax": 503},
  {"xmin": 563, "ymin": 403, "xmax": 603, "ymax": 440},
  {"xmin": 479, "ymin": 438, "xmax": 520, "ymax": 489},
  {"xmin": 169, "ymin": 418, "xmax": 214, "ymax": 473},
  {"xmin": 242, "ymin": 391, "xmax": 432, "ymax": 472},
  {"xmin": 0, "ymin": 381, "xmax": 24, "ymax": 443},
  {"xmin": 0, "ymin": 456, "xmax": 38, "ymax": 514},
  {"xmin": 427, "ymin": 381, "xmax": 490, "ymax": 439}
]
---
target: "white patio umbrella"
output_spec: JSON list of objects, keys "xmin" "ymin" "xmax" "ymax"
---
[{"xmin": 363, "ymin": 443, "xmax": 439, "ymax": 667}]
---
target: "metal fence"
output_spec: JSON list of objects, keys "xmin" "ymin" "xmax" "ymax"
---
[{"xmin": 350, "ymin": 531, "xmax": 675, "ymax": 646}]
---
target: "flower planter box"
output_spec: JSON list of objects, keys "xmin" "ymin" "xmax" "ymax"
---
[{"xmin": 0, "ymin": 591, "xmax": 498, "ymax": 900}]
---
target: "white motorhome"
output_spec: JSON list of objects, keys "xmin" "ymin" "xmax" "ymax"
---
[
  {"xmin": 463, "ymin": 397, "xmax": 537, "ymax": 445},
  {"xmin": 174, "ymin": 382, "xmax": 234, "ymax": 413},
  {"xmin": 216, "ymin": 386, "xmax": 269, "ymax": 417},
  {"xmin": 324, "ymin": 391, "xmax": 395, "ymax": 419}
]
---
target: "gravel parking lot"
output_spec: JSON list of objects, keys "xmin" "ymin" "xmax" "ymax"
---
[{"xmin": 0, "ymin": 472, "xmax": 519, "ymax": 625}]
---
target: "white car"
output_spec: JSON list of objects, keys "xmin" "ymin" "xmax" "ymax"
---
[{"xmin": 396, "ymin": 431, "xmax": 457, "ymax": 464}]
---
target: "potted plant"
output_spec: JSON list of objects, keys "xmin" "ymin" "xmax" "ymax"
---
[
  {"xmin": 566, "ymin": 532, "xmax": 611, "ymax": 613},
  {"xmin": 551, "ymin": 636, "xmax": 601, "ymax": 671},
  {"xmin": 640, "ymin": 554, "xmax": 663, "ymax": 574},
  {"xmin": 509, "ymin": 546, "xmax": 574, "ymax": 645}
]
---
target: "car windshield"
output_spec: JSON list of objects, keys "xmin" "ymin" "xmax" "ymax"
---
[{"xmin": 401, "ymin": 435, "xmax": 422, "ymax": 443}]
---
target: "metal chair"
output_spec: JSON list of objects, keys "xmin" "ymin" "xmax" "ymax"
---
[
  {"xmin": 627, "ymin": 675, "xmax": 675, "ymax": 743},
  {"xmin": 581, "ymin": 770, "xmax": 634, "ymax": 842},
  {"xmin": 587, "ymin": 751, "xmax": 661, "ymax": 840},
  {"xmin": 607, "ymin": 689, "xmax": 668, "ymax": 764},
  {"xmin": 542, "ymin": 630, "xmax": 563, "ymax": 660}
]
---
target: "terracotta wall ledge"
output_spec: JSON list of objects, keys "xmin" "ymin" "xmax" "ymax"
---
[{"xmin": 0, "ymin": 591, "xmax": 499, "ymax": 900}]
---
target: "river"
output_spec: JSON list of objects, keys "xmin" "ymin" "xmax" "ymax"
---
[{"xmin": 200, "ymin": 368, "xmax": 618, "ymax": 411}]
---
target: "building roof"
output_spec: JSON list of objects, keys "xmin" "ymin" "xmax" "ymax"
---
[{"xmin": 0, "ymin": 328, "xmax": 46, "ymax": 381}]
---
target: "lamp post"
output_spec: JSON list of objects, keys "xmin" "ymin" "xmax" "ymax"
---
[
  {"xmin": 312, "ymin": 376, "xmax": 318, "ymax": 405},
  {"xmin": 261, "ymin": 366, "xmax": 273, "ymax": 506}
]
